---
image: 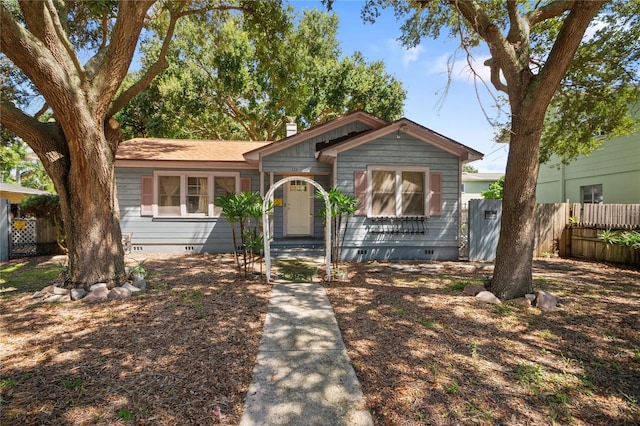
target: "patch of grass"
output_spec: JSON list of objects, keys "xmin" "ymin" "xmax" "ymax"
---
[
  {"xmin": 541, "ymin": 329, "xmax": 554, "ymax": 339},
  {"xmin": 494, "ymin": 303, "xmax": 514, "ymax": 315},
  {"xmin": 395, "ymin": 308, "xmax": 406, "ymax": 316},
  {"xmin": 449, "ymin": 279, "xmax": 472, "ymax": 292},
  {"xmin": 515, "ymin": 363, "xmax": 544, "ymax": 395},
  {"xmin": 118, "ymin": 408, "xmax": 133, "ymax": 421},
  {"xmin": 0, "ymin": 260, "xmax": 61, "ymax": 295},
  {"xmin": 633, "ymin": 347, "xmax": 640, "ymax": 361},
  {"xmin": 469, "ymin": 341, "xmax": 479, "ymax": 358},
  {"xmin": 61, "ymin": 377, "xmax": 82, "ymax": 390},
  {"xmin": 420, "ymin": 319, "xmax": 436, "ymax": 328},
  {"xmin": 274, "ymin": 258, "xmax": 317, "ymax": 282},
  {"xmin": 1, "ymin": 378, "xmax": 17, "ymax": 388},
  {"xmin": 445, "ymin": 381, "xmax": 459, "ymax": 394}
]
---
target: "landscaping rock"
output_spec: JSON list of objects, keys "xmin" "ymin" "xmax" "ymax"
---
[
  {"xmin": 475, "ymin": 291, "xmax": 502, "ymax": 304},
  {"xmin": 71, "ymin": 289, "xmax": 87, "ymax": 301},
  {"xmin": 89, "ymin": 283, "xmax": 108, "ymax": 291},
  {"xmin": 462, "ymin": 285, "xmax": 485, "ymax": 296},
  {"xmin": 122, "ymin": 282, "xmax": 141, "ymax": 293},
  {"xmin": 52, "ymin": 286, "xmax": 69, "ymax": 295},
  {"xmin": 108, "ymin": 287, "xmax": 132, "ymax": 300},
  {"xmin": 512, "ymin": 297, "xmax": 532, "ymax": 308},
  {"xmin": 536, "ymin": 290, "xmax": 557, "ymax": 311},
  {"xmin": 44, "ymin": 294, "xmax": 70, "ymax": 303},
  {"xmin": 132, "ymin": 275, "xmax": 146, "ymax": 290},
  {"xmin": 83, "ymin": 286, "xmax": 109, "ymax": 303}
]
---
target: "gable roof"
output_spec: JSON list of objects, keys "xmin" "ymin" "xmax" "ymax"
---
[
  {"xmin": 317, "ymin": 118, "xmax": 483, "ymax": 163},
  {"xmin": 0, "ymin": 182, "xmax": 51, "ymax": 204},
  {"xmin": 243, "ymin": 110, "xmax": 388, "ymax": 163},
  {"xmin": 116, "ymin": 138, "xmax": 271, "ymax": 163},
  {"xmin": 462, "ymin": 172, "xmax": 504, "ymax": 182}
]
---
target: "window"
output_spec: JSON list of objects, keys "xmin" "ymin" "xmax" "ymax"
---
[
  {"xmin": 152, "ymin": 172, "xmax": 239, "ymax": 217},
  {"xmin": 581, "ymin": 184, "xmax": 603, "ymax": 204},
  {"xmin": 368, "ymin": 166, "xmax": 429, "ymax": 217}
]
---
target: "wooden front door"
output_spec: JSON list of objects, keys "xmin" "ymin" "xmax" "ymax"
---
[{"xmin": 286, "ymin": 179, "xmax": 312, "ymax": 236}]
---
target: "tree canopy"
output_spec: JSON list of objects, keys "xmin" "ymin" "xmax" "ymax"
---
[{"xmin": 117, "ymin": 8, "xmax": 406, "ymax": 141}]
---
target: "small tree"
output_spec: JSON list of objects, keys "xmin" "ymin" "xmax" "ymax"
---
[
  {"xmin": 214, "ymin": 191, "xmax": 267, "ymax": 277},
  {"xmin": 481, "ymin": 176, "xmax": 505, "ymax": 200},
  {"xmin": 316, "ymin": 188, "xmax": 359, "ymax": 270}
]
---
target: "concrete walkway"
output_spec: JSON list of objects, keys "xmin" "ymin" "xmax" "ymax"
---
[{"xmin": 239, "ymin": 280, "xmax": 373, "ymax": 425}]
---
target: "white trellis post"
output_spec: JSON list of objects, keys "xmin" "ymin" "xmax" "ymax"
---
[{"xmin": 262, "ymin": 176, "xmax": 332, "ymax": 283}]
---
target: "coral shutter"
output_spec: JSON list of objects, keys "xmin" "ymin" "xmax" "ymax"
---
[
  {"xmin": 140, "ymin": 176, "xmax": 154, "ymax": 216},
  {"xmin": 429, "ymin": 172, "xmax": 442, "ymax": 216},
  {"xmin": 354, "ymin": 171, "xmax": 368, "ymax": 216},
  {"xmin": 240, "ymin": 177, "xmax": 252, "ymax": 192}
]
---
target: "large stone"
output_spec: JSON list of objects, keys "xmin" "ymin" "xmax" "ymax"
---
[
  {"xmin": 83, "ymin": 286, "xmax": 109, "ymax": 303},
  {"xmin": 536, "ymin": 290, "xmax": 557, "ymax": 311},
  {"xmin": 462, "ymin": 285, "xmax": 485, "ymax": 296},
  {"xmin": 132, "ymin": 275, "xmax": 147, "ymax": 290},
  {"xmin": 512, "ymin": 297, "xmax": 532, "ymax": 308},
  {"xmin": 89, "ymin": 282, "xmax": 108, "ymax": 291},
  {"xmin": 52, "ymin": 286, "xmax": 69, "ymax": 295},
  {"xmin": 107, "ymin": 287, "xmax": 132, "ymax": 300},
  {"xmin": 475, "ymin": 291, "xmax": 502, "ymax": 305},
  {"xmin": 122, "ymin": 282, "xmax": 141, "ymax": 293},
  {"xmin": 71, "ymin": 288, "xmax": 87, "ymax": 301},
  {"xmin": 44, "ymin": 294, "xmax": 71, "ymax": 303}
]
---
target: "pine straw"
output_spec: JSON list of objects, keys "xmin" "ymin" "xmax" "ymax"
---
[
  {"xmin": 325, "ymin": 258, "xmax": 640, "ymax": 425},
  {"xmin": 2, "ymin": 255, "xmax": 639, "ymax": 425},
  {"xmin": 0, "ymin": 254, "xmax": 271, "ymax": 425}
]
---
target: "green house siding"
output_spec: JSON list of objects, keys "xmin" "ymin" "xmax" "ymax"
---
[
  {"xmin": 335, "ymin": 134, "xmax": 460, "ymax": 260},
  {"xmin": 537, "ymin": 134, "xmax": 640, "ymax": 203}
]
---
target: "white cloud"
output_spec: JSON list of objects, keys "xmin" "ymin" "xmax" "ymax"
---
[
  {"xmin": 427, "ymin": 52, "xmax": 494, "ymax": 85},
  {"xmin": 384, "ymin": 38, "xmax": 425, "ymax": 68}
]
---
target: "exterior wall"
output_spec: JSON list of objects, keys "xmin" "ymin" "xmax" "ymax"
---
[
  {"xmin": 116, "ymin": 167, "xmax": 261, "ymax": 253},
  {"xmin": 461, "ymin": 181, "xmax": 492, "ymax": 209},
  {"xmin": 261, "ymin": 121, "xmax": 372, "ymax": 174},
  {"xmin": 537, "ymin": 134, "xmax": 640, "ymax": 203},
  {"xmin": 335, "ymin": 134, "xmax": 461, "ymax": 261}
]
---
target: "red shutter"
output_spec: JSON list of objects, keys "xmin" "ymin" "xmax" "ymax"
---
[
  {"xmin": 354, "ymin": 171, "xmax": 368, "ymax": 216},
  {"xmin": 240, "ymin": 177, "xmax": 252, "ymax": 192},
  {"xmin": 140, "ymin": 176, "xmax": 154, "ymax": 216},
  {"xmin": 429, "ymin": 172, "xmax": 442, "ymax": 216}
]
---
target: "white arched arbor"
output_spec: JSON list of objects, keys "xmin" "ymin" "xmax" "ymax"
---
[{"xmin": 262, "ymin": 176, "xmax": 332, "ymax": 283}]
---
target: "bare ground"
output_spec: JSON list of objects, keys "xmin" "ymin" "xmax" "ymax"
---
[{"xmin": 1, "ymin": 255, "xmax": 639, "ymax": 425}]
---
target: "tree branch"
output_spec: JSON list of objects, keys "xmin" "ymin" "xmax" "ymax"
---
[
  {"xmin": 107, "ymin": 1, "xmax": 182, "ymax": 118},
  {"xmin": 44, "ymin": 0, "xmax": 86, "ymax": 85},
  {"xmin": 91, "ymin": 0, "xmax": 156, "ymax": 118},
  {"xmin": 532, "ymin": 1, "xmax": 606, "ymax": 115},
  {"xmin": 527, "ymin": 0, "xmax": 576, "ymax": 27}
]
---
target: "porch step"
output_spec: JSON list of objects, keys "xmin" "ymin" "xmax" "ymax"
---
[{"xmin": 270, "ymin": 240, "xmax": 325, "ymax": 258}]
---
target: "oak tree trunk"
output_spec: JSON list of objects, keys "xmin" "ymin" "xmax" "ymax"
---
[
  {"xmin": 49, "ymin": 124, "xmax": 126, "ymax": 290},
  {"xmin": 489, "ymin": 105, "xmax": 544, "ymax": 300}
]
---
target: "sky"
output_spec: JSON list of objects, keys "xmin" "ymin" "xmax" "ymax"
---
[{"xmin": 291, "ymin": 1, "xmax": 509, "ymax": 173}]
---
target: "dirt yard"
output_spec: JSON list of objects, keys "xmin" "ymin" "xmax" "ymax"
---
[{"xmin": 1, "ymin": 255, "xmax": 639, "ymax": 425}]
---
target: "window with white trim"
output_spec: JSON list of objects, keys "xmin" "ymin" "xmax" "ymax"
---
[
  {"xmin": 154, "ymin": 172, "xmax": 239, "ymax": 217},
  {"xmin": 368, "ymin": 166, "xmax": 429, "ymax": 217}
]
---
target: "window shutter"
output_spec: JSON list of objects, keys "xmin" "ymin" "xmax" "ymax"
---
[
  {"xmin": 354, "ymin": 171, "xmax": 368, "ymax": 216},
  {"xmin": 240, "ymin": 177, "xmax": 252, "ymax": 192},
  {"xmin": 140, "ymin": 176, "xmax": 154, "ymax": 217},
  {"xmin": 429, "ymin": 172, "xmax": 442, "ymax": 216}
]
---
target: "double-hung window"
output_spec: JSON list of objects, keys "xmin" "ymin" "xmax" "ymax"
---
[
  {"xmin": 369, "ymin": 166, "xmax": 428, "ymax": 217},
  {"xmin": 153, "ymin": 172, "xmax": 239, "ymax": 217}
]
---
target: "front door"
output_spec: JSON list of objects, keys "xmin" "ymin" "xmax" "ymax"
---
[{"xmin": 286, "ymin": 179, "xmax": 312, "ymax": 236}]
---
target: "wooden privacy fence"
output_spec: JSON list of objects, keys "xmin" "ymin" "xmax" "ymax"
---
[
  {"xmin": 468, "ymin": 201, "xmax": 639, "ymax": 266},
  {"xmin": 572, "ymin": 203, "xmax": 640, "ymax": 229}
]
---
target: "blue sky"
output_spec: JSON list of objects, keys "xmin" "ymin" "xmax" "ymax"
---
[{"xmin": 291, "ymin": 1, "xmax": 509, "ymax": 173}]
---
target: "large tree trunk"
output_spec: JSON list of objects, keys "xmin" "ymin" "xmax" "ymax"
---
[
  {"xmin": 489, "ymin": 105, "xmax": 544, "ymax": 300},
  {"xmin": 50, "ymin": 123, "xmax": 126, "ymax": 290}
]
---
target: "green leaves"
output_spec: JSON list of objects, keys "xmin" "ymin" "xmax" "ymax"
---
[
  {"xmin": 118, "ymin": 6, "xmax": 405, "ymax": 141},
  {"xmin": 481, "ymin": 176, "xmax": 504, "ymax": 200}
]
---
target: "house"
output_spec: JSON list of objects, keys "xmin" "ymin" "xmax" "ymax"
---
[
  {"xmin": 536, "ymin": 131, "xmax": 640, "ymax": 204},
  {"xmin": 115, "ymin": 111, "xmax": 483, "ymax": 261},
  {"xmin": 0, "ymin": 182, "xmax": 51, "ymax": 204},
  {"xmin": 460, "ymin": 173, "xmax": 504, "ymax": 209}
]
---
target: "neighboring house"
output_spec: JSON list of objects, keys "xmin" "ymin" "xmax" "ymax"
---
[
  {"xmin": 536, "ymin": 131, "xmax": 640, "ymax": 204},
  {"xmin": 460, "ymin": 173, "xmax": 504, "ymax": 209},
  {"xmin": 115, "ymin": 111, "xmax": 483, "ymax": 261},
  {"xmin": 0, "ymin": 182, "xmax": 50, "ymax": 204}
]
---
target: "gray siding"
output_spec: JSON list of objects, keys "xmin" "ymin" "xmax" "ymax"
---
[
  {"xmin": 116, "ymin": 167, "xmax": 261, "ymax": 253},
  {"xmin": 261, "ymin": 121, "xmax": 372, "ymax": 173},
  {"xmin": 335, "ymin": 134, "xmax": 461, "ymax": 261}
]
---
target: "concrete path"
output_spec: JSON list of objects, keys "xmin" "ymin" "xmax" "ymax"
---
[{"xmin": 239, "ymin": 280, "xmax": 373, "ymax": 425}]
